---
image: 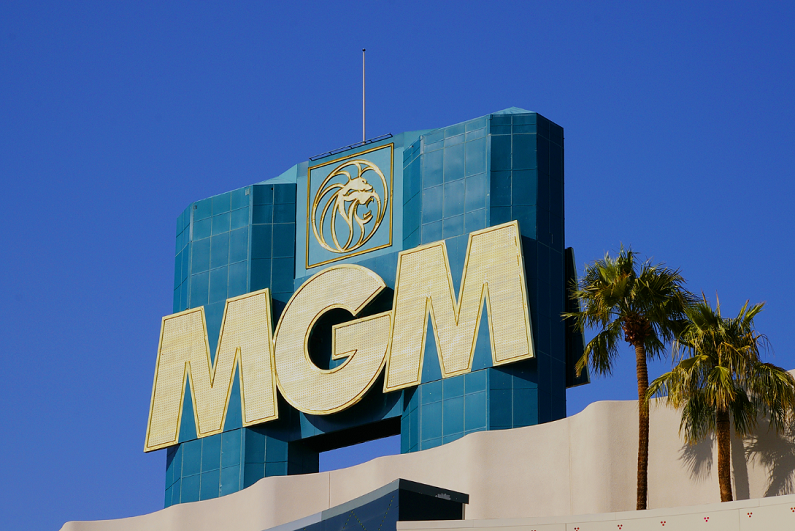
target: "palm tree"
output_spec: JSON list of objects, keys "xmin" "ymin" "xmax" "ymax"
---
[
  {"xmin": 564, "ymin": 247, "xmax": 693, "ymax": 510},
  {"xmin": 647, "ymin": 297, "xmax": 795, "ymax": 502}
]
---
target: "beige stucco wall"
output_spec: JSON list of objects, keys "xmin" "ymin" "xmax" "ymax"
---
[
  {"xmin": 60, "ymin": 396, "xmax": 795, "ymax": 531},
  {"xmin": 398, "ymin": 494, "xmax": 795, "ymax": 531}
]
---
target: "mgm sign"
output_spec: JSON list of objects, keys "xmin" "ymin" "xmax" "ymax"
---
[{"xmin": 149, "ymin": 109, "xmax": 587, "ymax": 507}]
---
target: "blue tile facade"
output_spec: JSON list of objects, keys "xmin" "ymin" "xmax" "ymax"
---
[{"xmin": 163, "ymin": 109, "xmax": 584, "ymax": 506}]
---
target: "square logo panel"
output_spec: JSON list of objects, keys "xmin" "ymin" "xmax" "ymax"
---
[{"xmin": 305, "ymin": 144, "xmax": 394, "ymax": 268}]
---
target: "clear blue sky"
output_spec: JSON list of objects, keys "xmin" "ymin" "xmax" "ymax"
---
[{"xmin": 1, "ymin": 2, "xmax": 793, "ymax": 529}]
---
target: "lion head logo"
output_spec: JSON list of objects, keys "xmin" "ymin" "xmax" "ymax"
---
[{"xmin": 311, "ymin": 159, "xmax": 388, "ymax": 254}]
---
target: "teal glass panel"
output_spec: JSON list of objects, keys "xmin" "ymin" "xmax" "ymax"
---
[
  {"xmin": 465, "ymin": 173, "xmax": 487, "ymax": 212},
  {"xmin": 422, "ymin": 437, "xmax": 442, "ymax": 450},
  {"xmin": 424, "ymin": 129, "xmax": 443, "ymax": 144},
  {"xmin": 212, "ymin": 212, "xmax": 231, "ymax": 235},
  {"xmin": 490, "ymin": 368, "xmax": 512, "ymax": 390},
  {"xmin": 200, "ymin": 469, "xmax": 220, "ymax": 500},
  {"xmin": 465, "ymin": 138, "xmax": 486, "ymax": 176},
  {"xmin": 227, "ymin": 261, "xmax": 247, "ymax": 297},
  {"xmin": 465, "ymin": 128, "xmax": 486, "ymax": 141},
  {"xmin": 442, "ymin": 214, "xmax": 463, "ymax": 239},
  {"xmin": 210, "ymin": 233, "xmax": 230, "ymax": 268},
  {"xmin": 275, "ymin": 185, "xmax": 296, "ymax": 204},
  {"xmin": 514, "ymin": 205, "xmax": 536, "ymax": 239},
  {"xmin": 443, "ymin": 144, "xmax": 464, "ymax": 182},
  {"xmin": 443, "ymin": 179, "xmax": 465, "ymax": 218},
  {"xmin": 537, "ymin": 136, "xmax": 550, "ymax": 175},
  {"xmin": 190, "ymin": 272, "xmax": 209, "ymax": 307},
  {"xmin": 491, "ymin": 171, "xmax": 511, "ymax": 207},
  {"xmin": 193, "ymin": 217, "xmax": 211, "ymax": 241},
  {"xmin": 513, "ymin": 124, "xmax": 536, "ymax": 134},
  {"xmin": 513, "ymin": 114, "xmax": 536, "ymax": 125},
  {"xmin": 209, "ymin": 266, "xmax": 228, "ymax": 304},
  {"xmin": 229, "ymin": 228, "xmax": 248, "ymax": 263},
  {"xmin": 513, "ymin": 389, "xmax": 538, "ymax": 427},
  {"xmin": 230, "ymin": 188, "xmax": 248, "ymax": 210},
  {"xmin": 181, "ymin": 249, "xmax": 190, "ymax": 282},
  {"xmin": 195, "ymin": 198, "xmax": 212, "ymax": 221},
  {"xmin": 421, "ymin": 380, "xmax": 442, "ymax": 404},
  {"xmin": 273, "ymin": 204, "xmax": 293, "ymax": 223},
  {"xmin": 243, "ymin": 464, "xmax": 264, "ymax": 488},
  {"xmin": 271, "ymin": 257, "xmax": 293, "ymax": 293},
  {"xmin": 443, "ymin": 375, "xmax": 464, "ymax": 397},
  {"xmin": 489, "ymin": 389, "xmax": 512, "ymax": 428},
  {"xmin": 272, "ymin": 224, "xmax": 295, "ymax": 258},
  {"xmin": 404, "ymin": 228, "xmax": 419, "ymax": 249},
  {"xmin": 421, "ymin": 401, "xmax": 442, "ymax": 440},
  {"xmin": 213, "ymin": 192, "xmax": 231, "ymax": 214},
  {"xmin": 464, "ymin": 392, "xmax": 487, "ymax": 430},
  {"xmin": 443, "ymin": 396, "xmax": 464, "ymax": 434},
  {"xmin": 169, "ymin": 482, "xmax": 179, "ymax": 506},
  {"xmin": 231, "ymin": 206, "xmax": 249, "ymax": 230},
  {"xmin": 422, "ymin": 149, "xmax": 443, "ymax": 188},
  {"xmin": 512, "ymin": 134, "xmax": 537, "ymax": 170},
  {"xmin": 181, "ymin": 475, "xmax": 200, "ymax": 503},
  {"xmin": 466, "ymin": 116, "xmax": 488, "ymax": 131},
  {"xmin": 465, "ymin": 370, "xmax": 487, "ymax": 393},
  {"xmin": 444, "ymin": 134, "xmax": 464, "ymax": 147},
  {"xmin": 445, "ymin": 123, "xmax": 465, "ymax": 137},
  {"xmin": 267, "ymin": 462, "xmax": 287, "ymax": 476},
  {"xmin": 253, "ymin": 204, "xmax": 273, "ymax": 224},
  {"xmin": 182, "ymin": 439, "xmax": 201, "ymax": 476},
  {"xmin": 491, "ymin": 135, "xmax": 511, "ymax": 171},
  {"xmin": 201, "ymin": 435, "xmax": 222, "ymax": 471},
  {"xmin": 464, "ymin": 209, "xmax": 486, "ymax": 233},
  {"xmin": 471, "ymin": 309, "xmax": 492, "ymax": 371},
  {"xmin": 221, "ymin": 430, "xmax": 241, "ymax": 468},
  {"xmin": 220, "ymin": 466, "xmax": 240, "ymax": 496},
  {"xmin": 421, "ymin": 186, "xmax": 442, "ymax": 223},
  {"xmin": 512, "ymin": 169, "xmax": 538, "ymax": 206},
  {"xmin": 491, "ymin": 206, "xmax": 512, "ymax": 226},
  {"xmin": 191, "ymin": 238, "xmax": 210, "ymax": 273},
  {"xmin": 404, "ymin": 194, "xmax": 421, "ymax": 235},
  {"xmin": 250, "ymin": 259, "xmax": 271, "ymax": 291},
  {"xmin": 405, "ymin": 158, "xmax": 421, "ymax": 202},
  {"xmin": 253, "ymin": 186, "xmax": 273, "ymax": 205},
  {"xmin": 420, "ymin": 321, "xmax": 442, "ymax": 381},
  {"xmin": 251, "ymin": 225, "xmax": 272, "ymax": 259}
]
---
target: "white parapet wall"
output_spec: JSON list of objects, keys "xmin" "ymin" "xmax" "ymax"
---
[
  {"xmin": 61, "ymin": 397, "xmax": 795, "ymax": 531},
  {"xmin": 398, "ymin": 494, "xmax": 795, "ymax": 531}
]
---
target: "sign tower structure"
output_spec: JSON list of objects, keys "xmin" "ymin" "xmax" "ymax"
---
[{"xmin": 151, "ymin": 107, "xmax": 588, "ymax": 507}]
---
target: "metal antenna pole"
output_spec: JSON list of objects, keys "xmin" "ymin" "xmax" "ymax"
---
[{"xmin": 362, "ymin": 48, "xmax": 366, "ymax": 142}]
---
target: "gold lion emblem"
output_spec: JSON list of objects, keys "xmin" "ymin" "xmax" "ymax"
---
[{"xmin": 311, "ymin": 159, "xmax": 388, "ymax": 254}]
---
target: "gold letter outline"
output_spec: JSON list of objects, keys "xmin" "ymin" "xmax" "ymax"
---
[
  {"xmin": 273, "ymin": 264, "xmax": 391, "ymax": 415},
  {"xmin": 144, "ymin": 289, "xmax": 278, "ymax": 452},
  {"xmin": 383, "ymin": 221, "xmax": 534, "ymax": 392}
]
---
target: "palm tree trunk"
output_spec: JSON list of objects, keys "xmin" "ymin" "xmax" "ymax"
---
[
  {"xmin": 635, "ymin": 343, "xmax": 649, "ymax": 510},
  {"xmin": 716, "ymin": 408, "xmax": 733, "ymax": 502}
]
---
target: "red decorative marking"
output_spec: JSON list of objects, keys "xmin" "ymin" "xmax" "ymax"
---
[
  {"xmin": 661, "ymin": 521, "xmax": 666, "ymax": 527},
  {"xmin": 747, "ymin": 512, "xmax": 753, "ymax": 517}
]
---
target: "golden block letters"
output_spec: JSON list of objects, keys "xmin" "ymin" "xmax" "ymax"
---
[
  {"xmin": 144, "ymin": 222, "xmax": 534, "ymax": 451},
  {"xmin": 144, "ymin": 290, "xmax": 277, "ymax": 452}
]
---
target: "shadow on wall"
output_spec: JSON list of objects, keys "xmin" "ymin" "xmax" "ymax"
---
[
  {"xmin": 744, "ymin": 418, "xmax": 795, "ymax": 497},
  {"xmin": 679, "ymin": 436, "xmax": 713, "ymax": 483}
]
